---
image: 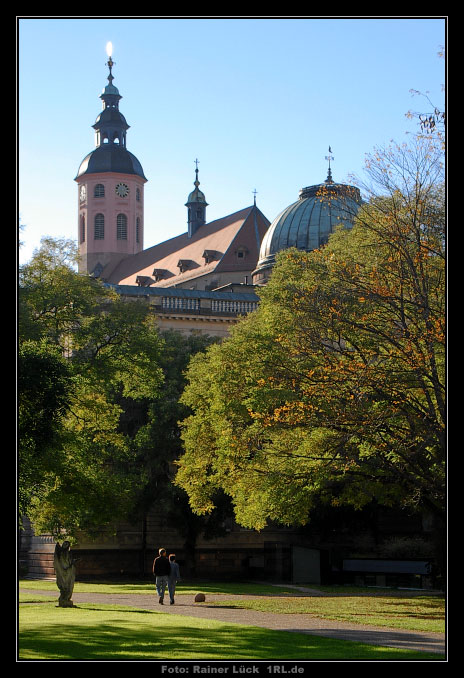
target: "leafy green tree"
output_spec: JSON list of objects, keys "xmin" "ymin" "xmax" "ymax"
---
[
  {"xmin": 18, "ymin": 340, "xmax": 72, "ymax": 519},
  {"xmin": 175, "ymin": 137, "xmax": 445, "ymax": 565},
  {"xmin": 19, "ymin": 237, "xmax": 164, "ymax": 540},
  {"xmin": 126, "ymin": 330, "xmax": 233, "ymax": 575},
  {"xmin": 19, "ymin": 237, "xmax": 104, "ymax": 346}
]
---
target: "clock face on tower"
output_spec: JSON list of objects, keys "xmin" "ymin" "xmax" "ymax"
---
[{"xmin": 115, "ymin": 182, "xmax": 129, "ymax": 198}]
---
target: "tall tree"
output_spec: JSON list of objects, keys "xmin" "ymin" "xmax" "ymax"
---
[
  {"xmin": 18, "ymin": 340, "xmax": 72, "ymax": 519},
  {"xmin": 175, "ymin": 137, "xmax": 445, "ymax": 566},
  {"xmin": 126, "ymin": 330, "xmax": 233, "ymax": 575},
  {"xmin": 19, "ymin": 238, "xmax": 164, "ymax": 540}
]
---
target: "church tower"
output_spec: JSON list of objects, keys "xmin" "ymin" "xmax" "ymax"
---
[{"xmin": 75, "ymin": 46, "xmax": 147, "ymax": 276}]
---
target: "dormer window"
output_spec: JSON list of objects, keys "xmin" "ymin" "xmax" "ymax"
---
[
  {"xmin": 202, "ymin": 250, "xmax": 218, "ymax": 265},
  {"xmin": 152, "ymin": 268, "xmax": 167, "ymax": 282},
  {"xmin": 136, "ymin": 276, "xmax": 152, "ymax": 287},
  {"xmin": 178, "ymin": 259, "xmax": 190, "ymax": 273}
]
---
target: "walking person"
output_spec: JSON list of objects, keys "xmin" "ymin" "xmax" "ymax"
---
[
  {"xmin": 152, "ymin": 547, "xmax": 170, "ymax": 604},
  {"xmin": 168, "ymin": 554, "xmax": 181, "ymax": 605}
]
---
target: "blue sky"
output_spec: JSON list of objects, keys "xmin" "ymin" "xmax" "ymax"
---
[{"xmin": 18, "ymin": 17, "xmax": 446, "ymax": 265}]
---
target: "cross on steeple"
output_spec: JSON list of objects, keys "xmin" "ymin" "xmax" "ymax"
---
[{"xmin": 252, "ymin": 189, "xmax": 258, "ymax": 206}]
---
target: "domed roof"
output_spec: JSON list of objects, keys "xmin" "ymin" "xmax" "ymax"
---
[
  {"xmin": 93, "ymin": 106, "xmax": 129, "ymax": 129},
  {"xmin": 101, "ymin": 82, "xmax": 120, "ymax": 97},
  {"xmin": 185, "ymin": 168, "xmax": 208, "ymax": 206},
  {"xmin": 75, "ymin": 145, "xmax": 147, "ymax": 180},
  {"xmin": 254, "ymin": 173, "xmax": 362, "ymax": 279},
  {"xmin": 186, "ymin": 186, "xmax": 207, "ymax": 204}
]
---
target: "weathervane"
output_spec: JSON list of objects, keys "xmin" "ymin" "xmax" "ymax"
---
[
  {"xmin": 252, "ymin": 189, "xmax": 258, "ymax": 206},
  {"xmin": 325, "ymin": 146, "xmax": 334, "ymax": 183}
]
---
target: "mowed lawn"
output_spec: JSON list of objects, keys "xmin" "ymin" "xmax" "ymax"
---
[
  {"xmin": 18, "ymin": 580, "xmax": 445, "ymax": 660},
  {"xmin": 18, "ymin": 601, "xmax": 443, "ymax": 661},
  {"xmin": 19, "ymin": 579, "xmax": 445, "ymax": 633},
  {"xmin": 205, "ymin": 592, "xmax": 445, "ymax": 634}
]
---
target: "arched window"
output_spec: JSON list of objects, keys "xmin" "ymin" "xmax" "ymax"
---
[
  {"xmin": 94, "ymin": 213, "xmax": 105, "ymax": 240},
  {"xmin": 117, "ymin": 213, "xmax": 127, "ymax": 240},
  {"xmin": 136, "ymin": 217, "xmax": 141, "ymax": 243},
  {"xmin": 80, "ymin": 215, "xmax": 85, "ymax": 243},
  {"xmin": 94, "ymin": 183, "xmax": 105, "ymax": 198}
]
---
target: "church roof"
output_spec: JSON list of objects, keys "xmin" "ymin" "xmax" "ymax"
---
[{"xmin": 104, "ymin": 205, "xmax": 270, "ymax": 287}]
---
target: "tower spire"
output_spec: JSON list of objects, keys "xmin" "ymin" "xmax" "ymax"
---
[
  {"xmin": 105, "ymin": 42, "xmax": 115, "ymax": 83},
  {"xmin": 106, "ymin": 55, "xmax": 115, "ymax": 85},
  {"xmin": 185, "ymin": 159, "xmax": 208, "ymax": 237},
  {"xmin": 194, "ymin": 158, "xmax": 201, "ymax": 189},
  {"xmin": 325, "ymin": 146, "xmax": 335, "ymax": 184},
  {"xmin": 325, "ymin": 146, "xmax": 334, "ymax": 183},
  {"xmin": 93, "ymin": 44, "xmax": 129, "ymax": 148}
]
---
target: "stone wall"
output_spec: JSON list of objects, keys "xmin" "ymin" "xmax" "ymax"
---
[{"xmin": 19, "ymin": 518, "xmax": 55, "ymax": 579}]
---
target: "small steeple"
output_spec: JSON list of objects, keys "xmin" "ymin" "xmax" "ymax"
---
[{"xmin": 185, "ymin": 159, "xmax": 208, "ymax": 237}]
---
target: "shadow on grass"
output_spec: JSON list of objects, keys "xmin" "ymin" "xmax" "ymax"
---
[{"xmin": 19, "ymin": 606, "xmax": 444, "ymax": 661}]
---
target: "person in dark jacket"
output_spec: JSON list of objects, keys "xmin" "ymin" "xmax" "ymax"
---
[
  {"xmin": 168, "ymin": 554, "xmax": 181, "ymax": 605},
  {"xmin": 152, "ymin": 547, "xmax": 171, "ymax": 604}
]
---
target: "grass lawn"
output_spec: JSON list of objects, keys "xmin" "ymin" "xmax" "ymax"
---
[
  {"xmin": 18, "ymin": 601, "xmax": 443, "ymax": 661},
  {"xmin": 19, "ymin": 579, "xmax": 445, "ymax": 634},
  {"xmin": 204, "ymin": 594, "xmax": 445, "ymax": 634},
  {"xmin": 18, "ymin": 579, "xmax": 295, "ymax": 596}
]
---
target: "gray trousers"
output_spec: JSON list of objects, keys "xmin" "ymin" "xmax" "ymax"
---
[
  {"xmin": 155, "ymin": 575, "xmax": 169, "ymax": 598},
  {"xmin": 168, "ymin": 578, "xmax": 177, "ymax": 602}
]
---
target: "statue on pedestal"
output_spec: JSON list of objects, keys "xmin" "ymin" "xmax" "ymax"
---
[{"xmin": 54, "ymin": 541, "xmax": 78, "ymax": 608}]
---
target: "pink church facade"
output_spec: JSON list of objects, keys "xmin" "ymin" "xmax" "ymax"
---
[{"xmin": 76, "ymin": 171, "xmax": 146, "ymax": 277}]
